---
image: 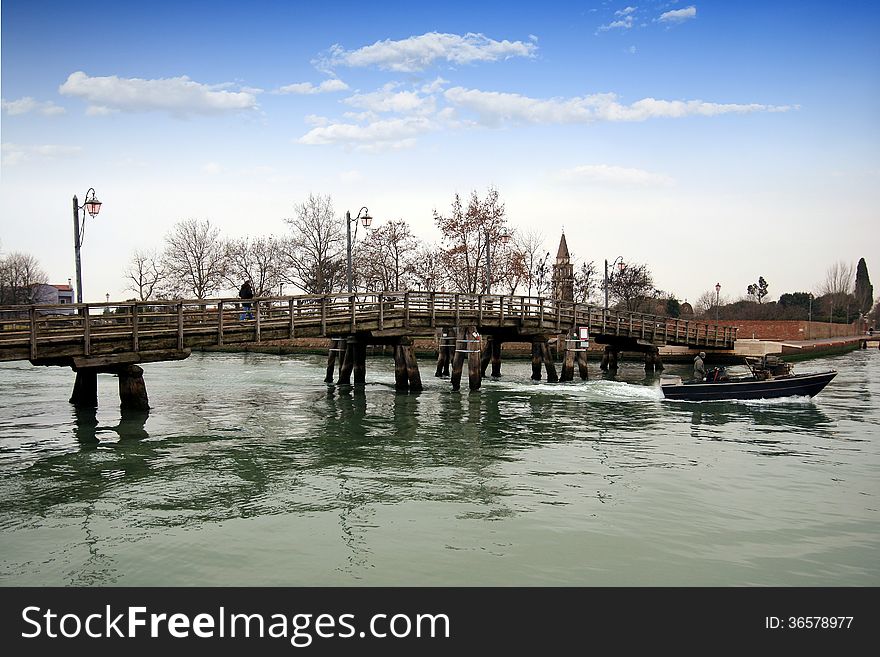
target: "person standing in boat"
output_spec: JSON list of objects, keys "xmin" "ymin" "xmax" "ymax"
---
[{"xmin": 693, "ymin": 352, "xmax": 707, "ymax": 382}]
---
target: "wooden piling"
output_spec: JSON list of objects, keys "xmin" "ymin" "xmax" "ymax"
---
[
  {"xmin": 353, "ymin": 341, "xmax": 367, "ymax": 385},
  {"xmin": 338, "ymin": 337, "xmax": 355, "ymax": 385},
  {"xmin": 541, "ymin": 341, "xmax": 559, "ymax": 382},
  {"xmin": 435, "ymin": 330, "xmax": 450, "ymax": 377},
  {"xmin": 560, "ymin": 334, "xmax": 575, "ymax": 382},
  {"xmin": 490, "ymin": 338, "xmax": 502, "ymax": 377},
  {"xmin": 479, "ymin": 335, "xmax": 492, "ymax": 378},
  {"xmin": 70, "ymin": 369, "xmax": 98, "ymax": 408},
  {"xmin": 531, "ymin": 342, "xmax": 542, "ymax": 380},
  {"xmin": 576, "ymin": 348, "xmax": 589, "ymax": 380},
  {"xmin": 467, "ymin": 326, "xmax": 481, "ymax": 390},
  {"xmin": 325, "ymin": 338, "xmax": 339, "ymax": 383},
  {"xmin": 402, "ymin": 340, "xmax": 422, "ymax": 391},
  {"xmin": 118, "ymin": 364, "xmax": 150, "ymax": 411},
  {"xmin": 451, "ymin": 327, "xmax": 467, "ymax": 391},
  {"xmin": 394, "ymin": 344, "xmax": 409, "ymax": 390}
]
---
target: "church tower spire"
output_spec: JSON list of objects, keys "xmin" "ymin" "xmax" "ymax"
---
[{"xmin": 552, "ymin": 231, "xmax": 574, "ymax": 302}]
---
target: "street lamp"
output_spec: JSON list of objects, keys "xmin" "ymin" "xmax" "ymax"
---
[
  {"xmin": 72, "ymin": 188, "xmax": 102, "ymax": 304},
  {"xmin": 345, "ymin": 207, "xmax": 372, "ymax": 294},
  {"xmin": 715, "ymin": 282, "xmax": 721, "ymax": 321},
  {"xmin": 808, "ymin": 293, "xmax": 813, "ymax": 339},
  {"xmin": 604, "ymin": 256, "xmax": 624, "ymax": 310},
  {"xmin": 485, "ymin": 229, "xmax": 511, "ymax": 294}
]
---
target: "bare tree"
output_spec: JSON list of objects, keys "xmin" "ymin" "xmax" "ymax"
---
[
  {"xmin": 354, "ymin": 219, "xmax": 419, "ymax": 292},
  {"xmin": 161, "ymin": 219, "xmax": 227, "ymax": 299},
  {"xmin": 225, "ymin": 235, "xmax": 287, "ymax": 297},
  {"xmin": 532, "ymin": 251, "xmax": 553, "ymax": 297},
  {"xmin": 408, "ymin": 244, "xmax": 447, "ymax": 291},
  {"xmin": 282, "ymin": 193, "xmax": 344, "ymax": 294},
  {"xmin": 821, "ymin": 261, "xmax": 855, "ymax": 322},
  {"xmin": 512, "ymin": 228, "xmax": 546, "ymax": 297},
  {"xmin": 573, "ymin": 259, "xmax": 598, "ymax": 304},
  {"xmin": 124, "ymin": 249, "xmax": 165, "ymax": 301},
  {"xmin": 0, "ymin": 251, "xmax": 49, "ymax": 305},
  {"xmin": 605, "ymin": 262, "xmax": 655, "ymax": 311},
  {"xmin": 434, "ymin": 187, "xmax": 508, "ymax": 294}
]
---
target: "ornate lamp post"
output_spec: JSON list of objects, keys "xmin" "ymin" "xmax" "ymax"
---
[
  {"xmin": 72, "ymin": 188, "xmax": 102, "ymax": 304},
  {"xmin": 345, "ymin": 207, "xmax": 372, "ymax": 294},
  {"xmin": 604, "ymin": 256, "xmax": 624, "ymax": 310},
  {"xmin": 715, "ymin": 282, "xmax": 721, "ymax": 321}
]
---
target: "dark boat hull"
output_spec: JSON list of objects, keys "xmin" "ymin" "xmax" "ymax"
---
[{"xmin": 660, "ymin": 370, "xmax": 837, "ymax": 401}]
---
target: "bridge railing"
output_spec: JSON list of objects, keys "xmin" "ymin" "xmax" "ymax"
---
[{"xmin": 0, "ymin": 291, "xmax": 736, "ymax": 361}]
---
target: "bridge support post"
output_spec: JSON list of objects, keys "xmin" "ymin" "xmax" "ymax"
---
[
  {"xmin": 541, "ymin": 341, "xmax": 559, "ymax": 382},
  {"xmin": 600, "ymin": 346, "xmax": 619, "ymax": 371},
  {"xmin": 490, "ymin": 338, "xmax": 502, "ymax": 378},
  {"xmin": 451, "ymin": 327, "xmax": 467, "ymax": 391},
  {"xmin": 353, "ymin": 341, "xmax": 367, "ymax": 386},
  {"xmin": 401, "ymin": 339, "xmax": 422, "ymax": 392},
  {"xmin": 644, "ymin": 347, "xmax": 664, "ymax": 373},
  {"xmin": 560, "ymin": 333, "xmax": 575, "ymax": 382},
  {"xmin": 337, "ymin": 336, "xmax": 356, "ymax": 385},
  {"xmin": 466, "ymin": 327, "xmax": 482, "ymax": 390},
  {"xmin": 325, "ymin": 338, "xmax": 341, "ymax": 383},
  {"xmin": 479, "ymin": 336, "xmax": 492, "ymax": 378},
  {"xmin": 118, "ymin": 364, "xmax": 150, "ymax": 411},
  {"xmin": 435, "ymin": 329, "xmax": 452, "ymax": 377},
  {"xmin": 69, "ymin": 370, "xmax": 98, "ymax": 408},
  {"xmin": 531, "ymin": 342, "xmax": 543, "ymax": 380},
  {"xmin": 576, "ymin": 348, "xmax": 589, "ymax": 380},
  {"xmin": 394, "ymin": 344, "xmax": 409, "ymax": 390}
]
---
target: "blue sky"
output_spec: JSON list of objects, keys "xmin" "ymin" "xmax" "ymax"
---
[{"xmin": 2, "ymin": 0, "xmax": 878, "ymax": 305}]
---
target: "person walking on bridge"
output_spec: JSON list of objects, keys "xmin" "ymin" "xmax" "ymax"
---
[
  {"xmin": 694, "ymin": 352, "xmax": 707, "ymax": 382},
  {"xmin": 239, "ymin": 280, "xmax": 254, "ymax": 320}
]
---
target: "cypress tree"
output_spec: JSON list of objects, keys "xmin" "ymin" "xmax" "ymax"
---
[{"xmin": 855, "ymin": 258, "xmax": 873, "ymax": 314}]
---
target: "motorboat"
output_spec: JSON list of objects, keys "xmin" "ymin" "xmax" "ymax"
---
[{"xmin": 660, "ymin": 356, "xmax": 837, "ymax": 401}]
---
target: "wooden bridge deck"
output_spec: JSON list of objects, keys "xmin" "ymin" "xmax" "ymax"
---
[{"xmin": 0, "ymin": 291, "xmax": 736, "ymax": 366}]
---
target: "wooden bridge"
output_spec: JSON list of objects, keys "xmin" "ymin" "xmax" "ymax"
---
[{"xmin": 0, "ymin": 291, "xmax": 737, "ymax": 408}]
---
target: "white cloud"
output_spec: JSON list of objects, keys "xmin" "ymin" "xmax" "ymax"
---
[
  {"xmin": 658, "ymin": 6, "xmax": 697, "ymax": 23},
  {"xmin": 344, "ymin": 83, "xmax": 435, "ymax": 114},
  {"xmin": 420, "ymin": 77, "xmax": 449, "ymax": 94},
  {"xmin": 58, "ymin": 71, "xmax": 259, "ymax": 116},
  {"xmin": 598, "ymin": 16, "xmax": 634, "ymax": 31},
  {"xmin": 616, "ymin": 7, "xmax": 637, "ymax": 16},
  {"xmin": 315, "ymin": 32, "xmax": 537, "ymax": 73},
  {"xmin": 559, "ymin": 164, "xmax": 674, "ymax": 186},
  {"xmin": 339, "ymin": 170, "xmax": 363, "ymax": 183},
  {"xmin": 298, "ymin": 116, "xmax": 437, "ymax": 150},
  {"xmin": 276, "ymin": 79, "xmax": 349, "ymax": 94},
  {"xmin": 444, "ymin": 87, "xmax": 796, "ymax": 125},
  {"xmin": 202, "ymin": 162, "xmax": 223, "ymax": 175},
  {"xmin": 1, "ymin": 143, "xmax": 82, "ymax": 166},
  {"xmin": 1, "ymin": 97, "xmax": 65, "ymax": 116}
]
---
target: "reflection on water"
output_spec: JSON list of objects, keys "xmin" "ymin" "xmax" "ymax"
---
[{"xmin": 0, "ymin": 350, "xmax": 878, "ymax": 586}]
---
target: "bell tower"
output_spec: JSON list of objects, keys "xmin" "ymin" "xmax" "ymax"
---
[{"xmin": 552, "ymin": 232, "xmax": 574, "ymax": 302}]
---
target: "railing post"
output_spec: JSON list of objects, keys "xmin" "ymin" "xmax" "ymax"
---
[
  {"xmin": 404, "ymin": 291, "xmax": 410, "ymax": 328},
  {"xmin": 455, "ymin": 294, "xmax": 460, "ymax": 327},
  {"xmin": 430, "ymin": 292, "xmax": 436, "ymax": 328},
  {"xmin": 217, "ymin": 301, "xmax": 224, "ymax": 346},
  {"xmin": 29, "ymin": 306, "xmax": 37, "ymax": 360},
  {"xmin": 539, "ymin": 298, "xmax": 545, "ymax": 328},
  {"xmin": 478, "ymin": 295, "xmax": 483, "ymax": 326},
  {"xmin": 288, "ymin": 299, "xmax": 295, "ymax": 338},
  {"xmin": 520, "ymin": 296, "xmax": 526, "ymax": 323},
  {"xmin": 177, "ymin": 302, "xmax": 184, "ymax": 350},
  {"xmin": 83, "ymin": 305, "xmax": 91, "ymax": 356},
  {"xmin": 320, "ymin": 296, "xmax": 327, "ymax": 336},
  {"xmin": 350, "ymin": 294, "xmax": 356, "ymax": 333},
  {"xmin": 255, "ymin": 300, "xmax": 262, "ymax": 343},
  {"xmin": 556, "ymin": 302, "xmax": 561, "ymax": 332},
  {"xmin": 499, "ymin": 295, "xmax": 505, "ymax": 326},
  {"xmin": 132, "ymin": 303, "xmax": 140, "ymax": 351},
  {"xmin": 379, "ymin": 293, "xmax": 385, "ymax": 330}
]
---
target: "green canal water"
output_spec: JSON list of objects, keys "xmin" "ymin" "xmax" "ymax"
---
[{"xmin": 1, "ymin": 349, "xmax": 878, "ymax": 586}]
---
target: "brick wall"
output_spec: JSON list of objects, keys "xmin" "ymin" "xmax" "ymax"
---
[{"xmin": 730, "ymin": 320, "xmax": 860, "ymax": 341}]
